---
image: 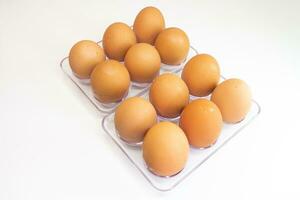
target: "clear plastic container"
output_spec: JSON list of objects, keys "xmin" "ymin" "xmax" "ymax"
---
[
  {"xmin": 60, "ymin": 45, "xmax": 261, "ymax": 191},
  {"xmin": 60, "ymin": 43, "xmax": 198, "ymax": 113},
  {"xmin": 102, "ymin": 83, "xmax": 261, "ymax": 191}
]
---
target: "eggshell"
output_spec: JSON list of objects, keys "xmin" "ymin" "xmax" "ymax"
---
[
  {"xmin": 143, "ymin": 122, "xmax": 189, "ymax": 177},
  {"xmin": 154, "ymin": 27, "xmax": 190, "ymax": 65},
  {"xmin": 133, "ymin": 6, "xmax": 165, "ymax": 45},
  {"xmin": 182, "ymin": 54, "xmax": 220, "ymax": 97},
  {"xmin": 211, "ymin": 78, "xmax": 252, "ymax": 123},
  {"xmin": 179, "ymin": 99, "xmax": 223, "ymax": 148},
  {"xmin": 91, "ymin": 60, "xmax": 130, "ymax": 103},
  {"xmin": 124, "ymin": 43, "xmax": 161, "ymax": 83},
  {"xmin": 114, "ymin": 97, "xmax": 157, "ymax": 143},
  {"xmin": 102, "ymin": 22, "xmax": 136, "ymax": 61},
  {"xmin": 69, "ymin": 40, "xmax": 105, "ymax": 79},
  {"xmin": 149, "ymin": 73, "xmax": 189, "ymax": 118}
]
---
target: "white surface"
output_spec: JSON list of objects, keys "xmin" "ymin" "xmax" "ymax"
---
[{"xmin": 0, "ymin": 0, "xmax": 299, "ymax": 199}]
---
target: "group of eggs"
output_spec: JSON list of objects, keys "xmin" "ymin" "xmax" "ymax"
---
[{"xmin": 68, "ymin": 6, "xmax": 252, "ymax": 177}]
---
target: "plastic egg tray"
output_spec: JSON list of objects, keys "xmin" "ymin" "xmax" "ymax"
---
[
  {"xmin": 60, "ymin": 42, "xmax": 198, "ymax": 113},
  {"xmin": 60, "ymin": 45, "xmax": 261, "ymax": 191}
]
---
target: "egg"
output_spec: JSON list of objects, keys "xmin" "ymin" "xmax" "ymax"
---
[
  {"xmin": 181, "ymin": 54, "xmax": 220, "ymax": 97},
  {"xmin": 133, "ymin": 6, "xmax": 165, "ymax": 45},
  {"xmin": 102, "ymin": 22, "xmax": 136, "ymax": 61},
  {"xmin": 91, "ymin": 60, "xmax": 130, "ymax": 103},
  {"xmin": 211, "ymin": 78, "xmax": 252, "ymax": 123},
  {"xmin": 69, "ymin": 40, "xmax": 106, "ymax": 79},
  {"xmin": 179, "ymin": 99, "xmax": 223, "ymax": 148},
  {"xmin": 149, "ymin": 73, "xmax": 189, "ymax": 118},
  {"xmin": 114, "ymin": 97, "xmax": 157, "ymax": 143},
  {"xmin": 154, "ymin": 27, "xmax": 190, "ymax": 65},
  {"xmin": 143, "ymin": 122, "xmax": 189, "ymax": 177},
  {"xmin": 124, "ymin": 43, "xmax": 161, "ymax": 83}
]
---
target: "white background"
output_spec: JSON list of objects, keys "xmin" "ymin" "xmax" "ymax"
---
[{"xmin": 1, "ymin": 0, "xmax": 300, "ymax": 199}]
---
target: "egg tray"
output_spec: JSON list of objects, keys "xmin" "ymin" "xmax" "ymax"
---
[
  {"xmin": 60, "ymin": 46, "xmax": 261, "ymax": 192},
  {"xmin": 60, "ymin": 42, "xmax": 198, "ymax": 113}
]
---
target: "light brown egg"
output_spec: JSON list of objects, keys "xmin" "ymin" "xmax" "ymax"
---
[
  {"xmin": 179, "ymin": 99, "xmax": 223, "ymax": 148},
  {"xmin": 154, "ymin": 27, "xmax": 190, "ymax": 65},
  {"xmin": 133, "ymin": 6, "xmax": 165, "ymax": 45},
  {"xmin": 149, "ymin": 73, "xmax": 189, "ymax": 118},
  {"xmin": 211, "ymin": 78, "xmax": 252, "ymax": 123},
  {"xmin": 102, "ymin": 22, "xmax": 136, "ymax": 61},
  {"xmin": 69, "ymin": 40, "xmax": 106, "ymax": 79},
  {"xmin": 91, "ymin": 60, "xmax": 130, "ymax": 103},
  {"xmin": 114, "ymin": 97, "xmax": 157, "ymax": 143},
  {"xmin": 124, "ymin": 43, "xmax": 161, "ymax": 83},
  {"xmin": 143, "ymin": 122, "xmax": 189, "ymax": 177},
  {"xmin": 182, "ymin": 54, "xmax": 220, "ymax": 97}
]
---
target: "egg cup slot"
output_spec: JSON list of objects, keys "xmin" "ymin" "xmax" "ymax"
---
[
  {"xmin": 72, "ymin": 73, "xmax": 91, "ymax": 85},
  {"xmin": 157, "ymin": 115, "xmax": 180, "ymax": 123},
  {"xmin": 160, "ymin": 45, "xmax": 198, "ymax": 73},
  {"xmin": 60, "ymin": 57, "xmax": 146, "ymax": 113},
  {"xmin": 146, "ymin": 165, "xmax": 184, "ymax": 178},
  {"xmin": 115, "ymin": 129, "xmax": 144, "ymax": 147},
  {"xmin": 131, "ymin": 81, "xmax": 152, "ymax": 89}
]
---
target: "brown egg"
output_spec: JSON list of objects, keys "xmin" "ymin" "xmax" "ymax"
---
[
  {"xmin": 124, "ymin": 43, "xmax": 161, "ymax": 83},
  {"xmin": 133, "ymin": 6, "xmax": 165, "ymax": 45},
  {"xmin": 154, "ymin": 27, "xmax": 190, "ymax": 65},
  {"xmin": 91, "ymin": 60, "xmax": 130, "ymax": 103},
  {"xmin": 69, "ymin": 40, "xmax": 106, "ymax": 79},
  {"xmin": 102, "ymin": 22, "xmax": 136, "ymax": 61},
  {"xmin": 182, "ymin": 54, "xmax": 220, "ymax": 97},
  {"xmin": 149, "ymin": 73, "xmax": 189, "ymax": 118},
  {"xmin": 179, "ymin": 99, "xmax": 223, "ymax": 148},
  {"xmin": 143, "ymin": 122, "xmax": 189, "ymax": 177},
  {"xmin": 211, "ymin": 78, "xmax": 252, "ymax": 123},
  {"xmin": 114, "ymin": 97, "xmax": 157, "ymax": 143}
]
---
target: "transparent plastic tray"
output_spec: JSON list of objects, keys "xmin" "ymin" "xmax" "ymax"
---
[
  {"xmin": 60, "ymin": 45, "xmax": 261, "ymax": 191},
  {"xmin": 101, "ymin": 74, "xmax": 261, "ymax": 191},
  {"xmin": 60, "ymin": 42, "xmax": 197, "ymax": 113}
]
